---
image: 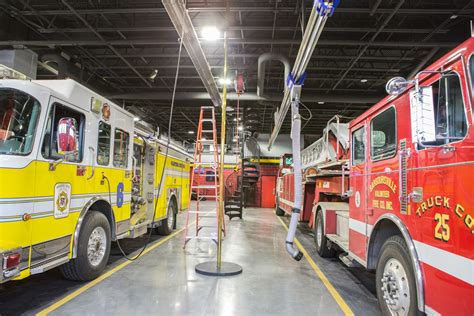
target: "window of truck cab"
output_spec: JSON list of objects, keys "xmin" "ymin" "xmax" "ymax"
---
[
  {"xmin": 351, "ymin": 126, "xmax": 366, "ymax": 165},
  {"xmin": 97, "ymin": 121, "xmax": 111, "ymax": 166},
  {"xmin": 113, "ymin": 128, "xmax": 129, "ymax": 168},
  {"xmin": 41, "ymin": 102, "xmax": 85, "ymax": 162},
  {"xmin": 0, "ymin": 88, "xmax": 41, "ymax": 156},
  {"xmin": 415, "ymin": 71, "xmax": 467, "ymax": 148},
  {"xmin": 468, "ymin": 54, "xmax": 474, "ymax": 106},
  {"xmin": 370, "ymin": 107, "xmax": 397, "ymax": 161}
]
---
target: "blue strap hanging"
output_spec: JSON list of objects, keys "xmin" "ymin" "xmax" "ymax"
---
[
  {"xmin": 314, "ymin": 0, "xmax": 340, "ymax": 17},
  {"xmin": 286, "ymin": 72, "xmax": 307, "ymax": 90}
]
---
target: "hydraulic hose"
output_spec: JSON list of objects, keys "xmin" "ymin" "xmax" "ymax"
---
[
  {"xmin": 105, "ymin": 31, "xmax": 185, "ymax": 262},
  {"xmin": 285, "ymin": 100, "xmax": 303, "ymax": 261}
]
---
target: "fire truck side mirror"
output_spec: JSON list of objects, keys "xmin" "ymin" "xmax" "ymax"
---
[
  {"xmin": 409, "ymin": 86, "xmax": 436, "ymax": 144},
  {"xmin": 385, "ymin": 77, "xmax": 410, "ymax": 96}
]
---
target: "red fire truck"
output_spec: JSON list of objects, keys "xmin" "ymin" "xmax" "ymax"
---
[{"xmin": 276, "ymin": 37, "xmax": 474, "ymax": 315}]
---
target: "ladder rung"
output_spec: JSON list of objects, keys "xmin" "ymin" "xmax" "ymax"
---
[
  {"xmin": 202, "ymin": 106, "xmax": 214, "ymax": 109},
  {"xmin": 187, "ymin": 211, "xmax": 217, "ymax": 214},
  {"xmin": 201, "ymin": 119, "xmax": 214, "ymax": 122},
  {"xmin": 192, "ymin": 185, "xmax": 218, "ymax": 189},
  {"xmin": 202, "ymin": 130, "xmax": 214, "ymax": 133},
  {"xmin": 185, "ymin": 236, "xmax": 216, "ymax": 240},
  {"xmin": 199, "ymin": 140, "xmax": 215, "ymax": 144},
  {"xmin": 198, "ymin": 195, "xmax": 218, "ymax": 198}
]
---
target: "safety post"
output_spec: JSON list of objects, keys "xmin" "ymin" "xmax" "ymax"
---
[{"xmin": 195, "ymin": 31, "xmax": 243, "ymax": 276}]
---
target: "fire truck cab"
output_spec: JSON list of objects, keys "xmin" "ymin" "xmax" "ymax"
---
[
  {"xmin": 0, "ymin": 79, "xmax": 191, "ymax": 283},
  {"xmin": 277, "ymin": 37, "xmax": 474, "ymax": 315}
]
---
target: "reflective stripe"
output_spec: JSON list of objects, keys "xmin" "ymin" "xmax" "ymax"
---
[
  {"xmin": 348, "ymin": 218, "xmax": 373, "ymax": 236},
  {"xmin": 279, "ymin": 197, "xmax": 294, "ymax": 207},
  {"xmin": 414, "ymin": 240, "xmax": 474, "ymax": 285}
]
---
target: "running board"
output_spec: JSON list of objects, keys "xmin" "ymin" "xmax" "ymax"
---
[{"xmin": 30, "ymin": 255, "xmax": 69, "ymax": 275}]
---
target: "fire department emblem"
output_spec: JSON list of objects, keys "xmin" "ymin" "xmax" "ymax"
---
[
  {"xmin": 54, "ymin": 183, "xmax": 72, "ymax": 219},
  {"xmin": 355, "ymin": 191, "xmax": 361, "ymax": 208}
]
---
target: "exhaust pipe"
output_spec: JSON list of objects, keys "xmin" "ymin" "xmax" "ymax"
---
[{"xmin": 285, "ymin": 86, "xmax": 303, "ymax": 261}]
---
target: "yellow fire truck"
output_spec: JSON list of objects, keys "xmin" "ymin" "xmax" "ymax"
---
[{"xmin": 0, "ymin": 79, "xmax": 191, "ymax": 282}]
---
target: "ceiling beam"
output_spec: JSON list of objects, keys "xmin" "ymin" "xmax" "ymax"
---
[
  {"xmin": 0, "ymin": 39, "xmax": 458, "ymax": 47},
  {"xmin": 15, "ymin": 7, "xmax": 472, "ymax": 15},
  {"xmin": 36, "ymin": 26, "xmax": 449, "ymax": 35},
  {"xmin": 109, "ymin": 92, "xmax": 381, "ymax": 104},
  {"xmin": 80, "ymin": 53, "xmax": 416, "ymax": 62}
]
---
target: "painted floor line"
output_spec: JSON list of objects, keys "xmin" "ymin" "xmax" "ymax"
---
[
  {"xmin": 36, "ymin": 226, "xmax": 186, "ymax": 316},
  {"xmin": 276, "ymin": 216, "xmax": 355, "ymax": 316}
]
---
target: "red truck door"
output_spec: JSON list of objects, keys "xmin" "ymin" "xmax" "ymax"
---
[
  {"xmin": 408, "ymin": 58, "xmax": 474, "ymax": 315},
  {"xmin": 349, "ymin": 121, "xmax": 369, "ymax": 262}
]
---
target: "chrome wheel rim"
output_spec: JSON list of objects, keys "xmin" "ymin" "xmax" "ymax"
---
[
  {"xmin": 381, "ymin": 258, "xmax": 410, "ymax": 316},
  {"xmin": 316, "ymin": 216, "xmax": 323, "ymax": 247},
  {"xmin": 87, "ymin": 226, "xmax": 107, "ymax": 267},
  {"xmin": 167, "ymin": 206, "xmax": 174, "ymax": 231}
]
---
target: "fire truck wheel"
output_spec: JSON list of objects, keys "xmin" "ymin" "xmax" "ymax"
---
[
  {"xmin": 60, "ymin": 211, "xmax": 111, "ymax": 281},
  {"xmin": 376, "ymin": 235, "xmax": 421, "ymax": 316},
  {"xmin": 275, "ymin": 197, "xmax": 285, "ymax": 216},
  {"xmin": 157, "ymin": 199, "xmax": 177, "ymax": 236},
  {"xmin": 314, "ymin": 211, "xmax": 335, "ymax": 258}
]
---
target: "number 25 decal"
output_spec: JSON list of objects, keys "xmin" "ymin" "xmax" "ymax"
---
[{"xmin": 434, "ymin": 213, "xmax": 450, "ymax": 242}]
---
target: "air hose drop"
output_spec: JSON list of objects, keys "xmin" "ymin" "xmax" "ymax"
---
[{"xmin": 285, "ymin": 86, "xmax": 303, "ymax": 261}]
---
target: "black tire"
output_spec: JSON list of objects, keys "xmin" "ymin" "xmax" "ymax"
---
[
  {"xmin": 314, "ymin": 210, "xmax": 335, "ymax": 258},
  {"xmin": 157, "ymin": 199, "xmax": 177, "ymax": 236},
  {"xmin": 376, "ymin": 235, "xmax": 421, "ymax": 316},
  {"xmin": 275, "ymin": 197, "xmax": 285, "ymax": 216},
  {"xmin": 60, "ymin": 211, "xmax": 111, "ymax": 281}
]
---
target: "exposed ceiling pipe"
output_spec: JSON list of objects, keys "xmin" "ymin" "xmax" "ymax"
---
[
  {"xmin": 41, "ymin": 53, "xmax": 68, "ymax": 79},
  {"xmin": 109, "ymin": 92, "xmax": 379, "ymax": 104},
  {"xmin": 257, "ymin": 53, "xmax": 290, "ymax": 97},
  {"xmin": 162, "ymin": 0, "xmax": 221, "ymax": 107}
]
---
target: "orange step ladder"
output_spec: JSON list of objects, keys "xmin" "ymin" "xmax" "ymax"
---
[{"xmin": 184, "ymin": 106, "xmax": 225, "ymax": 248}]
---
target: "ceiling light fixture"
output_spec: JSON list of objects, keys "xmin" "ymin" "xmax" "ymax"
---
[
  {"xmin": 218, "ymin": 78, "xmax": 232, "ymax": 85},
  {"xmin": 188, "ymin": 130, "xmax": 195, "ymax": 134},
  {"xmin": 360, "ymin": 79, "xmax": 368, "ymax": 83},
  {"xmin": 201, "ymin": 26, "xmax": 220, "ymax": 41},
  {"xmin": 237, "ymin": 126, "xmax": 243, "ymax": 131},
  {"xmin": 133, "ymin": 117, "xmax": 140, "ymax": 122},
  {"xmin": 318, "ymin": 101, "xmax": 325, "ymax": 105},
  {"xmin": 149, "ymin": 69, "xmax": 158, "ymax": 81}
]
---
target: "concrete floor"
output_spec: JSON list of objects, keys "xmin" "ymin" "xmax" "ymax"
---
[{"xmin": 0, "ymin": 202, "xmax": 380, "ymax": 315}]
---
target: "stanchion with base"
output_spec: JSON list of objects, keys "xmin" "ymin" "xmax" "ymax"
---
[{"xmin": 195, "ymin": 31, "xmax": 242, "ymax": 277}]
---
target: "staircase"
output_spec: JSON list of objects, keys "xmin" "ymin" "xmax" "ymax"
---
[{"xmin": 224, "ymin": 171, "xmax": 243, "ymax": 220}]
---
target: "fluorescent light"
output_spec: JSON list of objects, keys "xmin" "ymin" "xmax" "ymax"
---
[
  {"xmin": 360, "ymin": 79, "xmax": 368, "ymax": 83},
  {"xmin": 318, "ymin": 101, "xmax": 325, "ymax": 105},
  {"xmin": 201, "ymin": 26, "xmax": 220, "ymax": 41},
  {"xmin": 218, "ymin": 77, "xmax": 232, "ymax": 85},
  {"xmin": 133, "ymin": 117, "xmax": 140, "ymax": 122},
  {"xmin": 188, "ymin": 130, "xmax": 195, "ymax": 134},
  {"xmin": 237, "ymin": 126, "xmax": 243, "ymax": 131},
  {"xmin": 233, "ymin": 118, "xmax": 237, "ymax": 121}
]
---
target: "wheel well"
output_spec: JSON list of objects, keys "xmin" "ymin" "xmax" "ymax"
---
[
  {"xmin": 169, "ymin": 195, "xmax": 178, "ymax": 214},
  {"xmin": 89, "ymin": 200, "xmax": 115, "ymax": 237},
  {"xmin": 367, "ymin": 219, "xmax": 403, "ymax": 270}
]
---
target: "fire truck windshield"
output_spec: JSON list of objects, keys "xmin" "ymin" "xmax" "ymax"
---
[{"xmin": 0, "ymin": 88, "xmax": 41, "ymax": 156}]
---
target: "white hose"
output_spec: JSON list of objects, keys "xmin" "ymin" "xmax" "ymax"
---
[{"xmin": 285, "ymin": 101, "xmax": 303, "ymax": 261}]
